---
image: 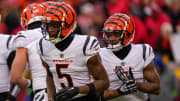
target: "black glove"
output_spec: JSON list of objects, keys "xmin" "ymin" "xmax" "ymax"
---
[
  {"xmin": 55, "ymin": 87, "xmax": 79, "ymax": 101},
  {"xmin": 115, "ymin": 66, "xmax": 129, "ymax": 82},
  {"xmin": 117, "ymin": 79, "xmax": 137, "ymax": 95},
  {"xmin": 127, "ymin": 67, "xmax": 135, "ymax": 80},
  {"xmin": 116, "ymin": 68, "xmax": 137, "ymax": 95}
]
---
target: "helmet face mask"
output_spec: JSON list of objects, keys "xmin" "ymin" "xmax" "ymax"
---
[
  {"xmin": 103, "ymin": 30, "xmax": 124, "ymax": 44},
  {"xmin": 102, "ymin": 13, "xmax": 135, "ymax": 51},
  {"xmin": 44, "ymin": 20, "xmax": 65, "ymax": 44}
]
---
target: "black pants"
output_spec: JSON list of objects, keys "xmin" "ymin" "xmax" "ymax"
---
[
  {"xmin": 0, "ymin": 92, "xmax": 9, "ymax": 101},
  {"xmin": 70, "ymin": 93, "xmax": 100, "ymax": 101}
]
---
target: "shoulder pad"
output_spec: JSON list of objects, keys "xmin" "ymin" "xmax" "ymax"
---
[{"xmin": 83, "ymin": 36, "xmax": 100, "ymax": 56}]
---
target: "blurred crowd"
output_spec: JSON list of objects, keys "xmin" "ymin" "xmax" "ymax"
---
[{"xmin": 0, "ymin": 0, "xmax": 180, "ymax": 101}]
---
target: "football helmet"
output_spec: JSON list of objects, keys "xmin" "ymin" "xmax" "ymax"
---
[
  {"xmin": 103, "ymin": 13, "xmax": 135, "ymax": 51},
  {"xmin": 41, "ymin": 1, "xmax": 57, "ymax": 8},
  {"xmin": 20, "ymin": 3, "xmax": 45, "ymax": 30},
  {"xmin": 42, "ymin": 2, "xmax": 77, "ymax": 44}
]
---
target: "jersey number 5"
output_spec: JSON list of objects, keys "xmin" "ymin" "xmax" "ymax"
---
[{"xmin": 56, "ymin": 64, "xmax": 73, "ymax": 88}]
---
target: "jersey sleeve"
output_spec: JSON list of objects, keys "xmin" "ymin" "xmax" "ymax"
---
[
  {"xmin": 14, "ymin": 30, "xmax": 41, "ymax": 48},
  {"xmin": 14, "ymin": 31, "xmax": 29, "ymax": 48},
  {"xmin": 83, "ymin": 36, "xmax": 100, "ymax": 61},
  {"xmin": 83, "ymin": 36, "xmax": 100, "ymax": 56},
  {"xmin": 144, "ymin": 44, "xmax": 155, "ymax": 67}
]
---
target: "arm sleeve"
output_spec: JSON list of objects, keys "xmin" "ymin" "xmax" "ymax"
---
[
  {"xmin": 144, "ymin": 44, "xmax": 155, "ymax": 67},
  {"xmin": 83, "ymin": 36, "xmax": 101, "ymax": 62}
]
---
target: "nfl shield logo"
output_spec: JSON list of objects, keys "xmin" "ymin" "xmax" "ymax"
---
[
  {"xmin": 121, "ymin": 62, "xmax": 125, "ymax": 66},
  {"xmin": 60, "ymin": 54, "xmax": 64, "ymax": 58}
]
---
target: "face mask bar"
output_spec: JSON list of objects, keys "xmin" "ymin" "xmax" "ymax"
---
[
  {"xmin": 42, "ymin": 14, "xmax": 66, "ymax": 44},
  {"xmin": 102, "ymin": 21, "xmax": 128, "ymax": 50}
]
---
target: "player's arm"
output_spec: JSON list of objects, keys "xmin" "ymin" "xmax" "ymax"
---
[
  {"xmin": 6, "ymin": 84, "xmax": 21, "ymax": 101},
  {"xmin": 54, "ymin": 37, "xmax": 109, "ymax": 101},
  {"xmin": 41, "ymin": 59, "xmax": 56, "ymax": 101},
  {"xmin": 46, "ymin": 68, "xmax": 56, "ymax": 101},
  {"xmin": 85, "ymin": 54, "xmax": 109, "ymax": 93},
  {"xmin": 136, "ymin": 61, "xmax": 160, "ymax": 94},
  {"xmin": 6, "ymin": 51, "xmax": 21, "ymax": 101},
  {"xmin": 103, "ymin": 90, "xmax": 120, "ymax": 100},
  {"xmin": 102, "ymin": 67, "xmax": 137, "ymax": 100},
  {"xmin": 10, "ymin": 48, "xmax": 31, "ymax": 88},
  {"xmin": 68, "ymin": 54, "xmax": 110, "ymax": 94},
  {"xmin": 55, "ymin": 54, "xmax": 110, "ymax": 101}
]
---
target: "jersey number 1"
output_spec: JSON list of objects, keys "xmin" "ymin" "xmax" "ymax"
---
[{"xmin": 56, "ymin": 64, "xmax": 73, "ymax": 88}]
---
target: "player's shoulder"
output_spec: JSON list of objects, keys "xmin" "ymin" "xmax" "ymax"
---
[
  {"xmin": 0, "ymin": 34, "xmax": 11, "ymax": 40},
  {"xmin": 99, "ymin": 47, "xmax": 109, "ymax": 53},
  {"xmin": 38, "ymin": 38, "xmax": 55, "ymax": 55},
  {"xmin": 133, "ymin": 43, "xmax": 154, "ymax": 61},
  {"xmin": 75, "ymin": 34, "xmax": 97, "ymax": 40},
  {"xmin": 75, "ymin": 34, "xmax": 100, "ymax": 56},
  {"xmin": 15, "ymin": 28, "xmax": 42, "ymax": 39},
  {"xmin": 132, "ymin": 43, "xmax": 153, "ymax": 51}
]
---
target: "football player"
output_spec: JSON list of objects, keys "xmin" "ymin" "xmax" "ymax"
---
[
  {"xmin": 35, "ymin": 2, "xmax": 109, "ymax": 101},
  {"xmin": 0, "ymin": 34, "xmax": 21, "ymax": 101},
  {"xmin": 10, "ymin": 3, "xmax": 49, "ymax": 101},
  {"xmin": 99, "ymin": 13, "xmax": 160, "ymax": 101}
]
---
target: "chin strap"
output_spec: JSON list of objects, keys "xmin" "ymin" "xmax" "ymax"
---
[{"xmin": 107, "ymin": 41, "xmax": 123, "ymax": 51}]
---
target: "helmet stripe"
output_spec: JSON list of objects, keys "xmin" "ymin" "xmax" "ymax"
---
[
  {"xmin": 61, "ymin": 3, "xmax": 75, "ymax": 28},
  {"xmin": 109, "ymin": 18, "xmax": 125, "ymax": 27},
  {"xmin": 45, "ymin": 11, "xmax": 61, "ymax": 21},
  {"xmin": 35, "ymin": 4, "xmax": 40, "ymax": 16},
  {"xmin": 53, "ymin": 4, "xmax": 69, "ymax": 17},
  {"xmin": 24, "ymin": 10, "xmax": 27, "ymax": 24},
  {"xmin": 105, "ymin": 21, "xmax": 123, "ymax": 29},
  {"xmin": 29, "ymin": 5, "xmax": 33, "ymax": 18},
  {"xmin": 47, "ymin": 7, "xmax": 63, "ymax": 15},
  {"xmin": 112, "ymin": 15, "xmax": 130, "ymax": 25}
]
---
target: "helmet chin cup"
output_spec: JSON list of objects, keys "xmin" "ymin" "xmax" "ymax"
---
[
  {"xmin": 107, "ymin": 41, "xmax": 123, "ymax": 51},
  {"xmin": 50, "ymin": 38, "xmax": 61, "ymax": 44}
]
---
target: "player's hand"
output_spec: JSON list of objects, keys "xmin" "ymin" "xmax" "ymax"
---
[
  {"xmin": 54, "ymin": 87, "xmax": 79, "ymax": 101},
  {"xmin": 127, "ymin": 68, "xmax": 135, "ymax": 81},
  {"xmin": 115, "ymin": 66, "xmax": 129, "ymax": 82},
  {"xmin": 115, "ymin": 67, "xmax": 137, "ymax": 95},
  {"xmin": 117, "ymin": 79, "xmax": 137, "ymax": 95}
]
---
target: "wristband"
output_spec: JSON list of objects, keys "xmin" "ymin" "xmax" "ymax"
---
[
  {"xmin": 87, "ymin": 83, "xmax": 96, "ymax": 95},
  {"xmin": 100, "ymin": 91, "xmax": 105, "ymax": 101},
  {"xmin": 27, "ymin": 79, "xmax": 32, "ymax": 88},
  {"xmin": 11, "ymin": 85, "xmax": 21, "ymax": 97}
]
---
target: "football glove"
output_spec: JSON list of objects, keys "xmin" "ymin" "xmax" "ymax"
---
[
  {"xmin": 117, "ymin": 79, "xmax": 137, "ymax": 95},
  {"xmin": 55, "ymin": 87, "xmax": 79, "ymax": 101},
  {"xmin": 115, "ymin": 67, "xmax": 137, "ymax": 95},
  {"xmin": 115, "ymin": 66, "xmax": 129, "ymax": 82},
  {"xmin": 126, "ymin": 67, "xmax": 135, "ymax": 80}
]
